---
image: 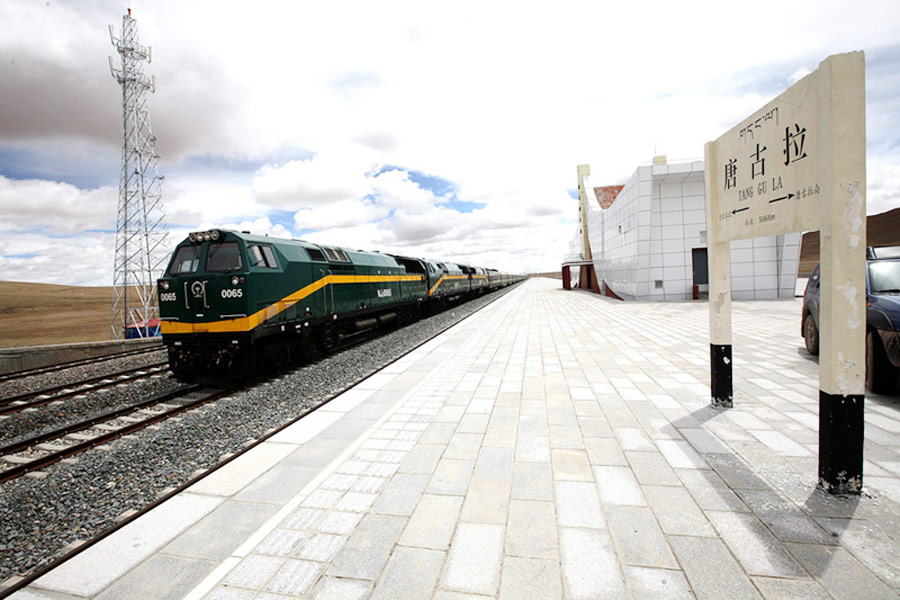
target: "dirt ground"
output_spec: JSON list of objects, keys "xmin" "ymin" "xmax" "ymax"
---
[{"xmin": 0, "ymin": 281, "xmax": 117, "ymax": 347}]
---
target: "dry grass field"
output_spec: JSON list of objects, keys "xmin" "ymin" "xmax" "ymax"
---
[{"xmin": 0, "ymin": 281, "xmax": 114, "ymax": 348}]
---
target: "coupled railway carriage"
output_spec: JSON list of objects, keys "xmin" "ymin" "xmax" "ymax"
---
[{"xmin": 158, "ymin": 229, "xmax": 522, "ymax": 379}]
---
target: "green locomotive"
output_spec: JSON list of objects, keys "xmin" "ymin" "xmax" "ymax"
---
[{"xmin": 157, "ymin": 229, "xmax": 520, "ymax": 379}]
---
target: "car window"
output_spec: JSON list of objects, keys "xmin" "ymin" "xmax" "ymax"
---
[{"xmin": 869, "ymin": 261, "xmax": 900, "ymax": 293}]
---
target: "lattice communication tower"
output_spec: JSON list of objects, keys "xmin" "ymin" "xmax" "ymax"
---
[{"xmin": 108, "ymin": 9, "xmax": 169, "ymax": 340}]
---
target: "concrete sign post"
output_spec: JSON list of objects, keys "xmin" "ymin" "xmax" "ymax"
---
[
  {"xmin": 577, "ymin": 164, "xmax": 592, "ymax": 261},
  {"xmin": 705, "ymin": 52, "xmax": 866, "ymax": 494}
]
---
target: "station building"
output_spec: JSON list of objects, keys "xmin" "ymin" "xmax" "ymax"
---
[{"xmin": 562, "ymin": 157, "xmax": 801, "ymax": 301}]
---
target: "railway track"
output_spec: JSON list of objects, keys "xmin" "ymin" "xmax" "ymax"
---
[
  {"xmin": 0, "ymin": 344, "xmax": 164, "ymax": 384},
  {"xmin": 0, "ymin": 384, "xmax": 226, "ymax": 483},
  {"xmin": 0, "ymin": 362, "xmax": 170, "ymax": 416}
]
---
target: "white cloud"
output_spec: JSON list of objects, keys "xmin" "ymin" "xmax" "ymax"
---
[
  {"xmin": 0, "ymin": 175, "xmax": 116, "ymax": 234},
  {"xmin": 867, "ymin": 158, "xmax": 900, "ymax": 216},
  {"xmin": 294, "ymin": 198, "xmax": 388, "ymax": 231},
  {"xmin": 789, "ymin": 66, "xmax": 813, "ymax": 84},
  {"xmin": 371, "ymin": 169, "xmax": 447, "ymax": 214},
  {"xmin": 212, "ymin": 217, "xmax": 293, "ymax": 240},
  {"xmin": 301, "ymin": 223, "xmax": 386, "ymax": 252},
  {"xmin": 0, "ymin": 230, "xmax": 114, "ymax": 286},
  {"xmin": 252, "ymin": 151, "xmax": 374, "ymax": 209},
  {"xmin": 163, "ymin": 173, "xmax": 259, "ymax": 226}
]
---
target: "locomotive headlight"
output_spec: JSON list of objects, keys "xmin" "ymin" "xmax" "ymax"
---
[
  {"xmin": 210, "ymin": 230, "xmax": 220, "ymax": 241},
  {"xmin": 202, "ymin": 231, "xmax": 211, "ymax": 241},
  {"xmin": 160, "ymin": 281, "xmax": 170, "ymax": 290},
  {"xmin": 188, "ymin": 232, "xmax": 198, "ymax": 242},
  {"xmin": 230, "ymin": 276, "xmax": 240, "ymax": 286}
]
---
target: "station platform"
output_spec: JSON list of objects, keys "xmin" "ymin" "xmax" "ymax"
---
[{"xmin": 10, "ymin": 277, "xmax": 900, "ymax": 599}]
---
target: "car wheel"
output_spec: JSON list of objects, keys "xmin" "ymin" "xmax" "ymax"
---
[
  {"xmin": 803, "ymin": 314, "xmax": 819, "ymax": 355},
  {"xmin": 866, "ymin": 330, "xmax": 893, "ymax": 394}
]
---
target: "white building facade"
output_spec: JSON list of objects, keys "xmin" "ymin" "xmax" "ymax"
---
[{"xmin": 584, "ymin": 159, "xmax": 801, "ymax": 301}]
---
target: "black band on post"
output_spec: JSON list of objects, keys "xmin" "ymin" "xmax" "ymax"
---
[
  {"xmin": 818, "ymin": 390, "xmax": 864, "ymax": 494},
  {"xmin": 710, "ymin": 344, "xmax": 733, "ymax": 407}
]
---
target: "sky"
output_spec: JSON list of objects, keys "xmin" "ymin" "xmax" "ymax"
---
[{"xmin": 1, "ymin": 0, "xmax": 899, "ymax": 287}]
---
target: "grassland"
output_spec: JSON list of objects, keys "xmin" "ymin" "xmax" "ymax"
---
[{"xmin": 0, "ymin": 281, "xmax": 114, "ymax": 348}]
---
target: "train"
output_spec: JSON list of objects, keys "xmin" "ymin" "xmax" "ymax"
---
[{"xmin": 157, "ymin": 229, "xmax": 523, "ymax": 379}]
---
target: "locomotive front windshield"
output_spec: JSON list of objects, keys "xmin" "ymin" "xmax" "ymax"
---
[
  {"xmin": 168, "ymin": 245, "xmax": 201, "ymax": 275},
  {"xmin": 206, "ymin": 242, "xmax": 243, "ymax": 272}
]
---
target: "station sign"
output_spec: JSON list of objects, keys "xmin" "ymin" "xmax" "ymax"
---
[
  {"xmin": 709, "ymin": 74, "xmax": 823, "ymax": 241},
  {"xmin": 705, "ymin": 51, "xmax": 866, "ymax": 494}
]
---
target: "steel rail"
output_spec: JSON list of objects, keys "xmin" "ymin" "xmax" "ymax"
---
[
  {"xmin": 0, "ymin": 362, "xmax": 170, "ymax": 414},
  {"xmin": 0, "ymin": 384, "xmax": 219, "ymax": 483}
]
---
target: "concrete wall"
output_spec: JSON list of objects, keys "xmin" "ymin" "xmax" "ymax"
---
[{"xmin": 0, "ymin": 338, "xmax": 161, "ymax": 375}]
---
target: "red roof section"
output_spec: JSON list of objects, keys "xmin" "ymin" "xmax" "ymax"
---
[{"xmin": 592, "ymin": 186, "xmax": 623, "ymax": 209}]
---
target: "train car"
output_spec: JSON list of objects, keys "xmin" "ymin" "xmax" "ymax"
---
[
  {"xmin": 158, "ymin": 230, "xmax": 426, "ymax": 378},
  {"xmin": 424, "ymin": 261, "xmax": 469, "ymax": 302},
  {"xmin": 157, "ymin": 229, "xmax": 522, "ymax": 380}
]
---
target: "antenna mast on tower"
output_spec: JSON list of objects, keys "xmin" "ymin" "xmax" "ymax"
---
[{"xmin": 108, "ymin": 9, "xmax": 169, "ymax": 340}]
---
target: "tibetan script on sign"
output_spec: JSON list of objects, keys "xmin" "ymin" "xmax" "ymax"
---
[{"xmin": 708, "ymin": 72, "xmax": 823, "ymax": 241}]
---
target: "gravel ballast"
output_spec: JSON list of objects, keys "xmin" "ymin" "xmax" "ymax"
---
[
  {"xmin": 0, "ymin": 348, "xmax": 167, "ymax": 399},
  {"xmin": 0, "ymin": 286, "xmax": 518, "ymax": 585}
]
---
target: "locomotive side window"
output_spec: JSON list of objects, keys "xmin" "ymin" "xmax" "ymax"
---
[
  {"xmin": 206, "ymin": 242, "xmax": 243, "ymax": 272},
  {"xmin": 322, "ymin": 247, "xmax": 350, "ymax": 262},
  {"xmin": 168, "ymin": 245, "xmax": 201, "ymax": 275},
  {"xmin": 261, "ymin": 245, "xmax": 278, "ymax": 268},
  {"xmin": 307, "ymin": 248, "xmax": 327, "ymax": 261},
  {"xmin": 248, "ymin": 244, "xmax": 279, "ymax": 269}
]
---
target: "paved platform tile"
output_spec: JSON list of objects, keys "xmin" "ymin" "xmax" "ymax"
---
[
  {"xmin": 306, "ymin": 576, "xmax": 372, "ymax": 600},
  {"xmin": 162, "ymin": 500, "xmax": 279, "ymax": 561},
  {"xmin": 506, "ymin": 499, "xmax": 558, "ymax": 559},
  {"xmin": 327, "ymin": 513, "xmax": 405, "ymax": 580},
  {"xmin": 786, "ymin": 542, "xmax": 899, "ymax": 600},
  {"xmin": 669, "ymin": 535, "xmax": 762, "ymax": 600},
  {"xmin": 606, "ymin": 505, "xmax": 677, "ymax": 569},
  {"xmin": 222, "ymin": 554, "xmax": 283, "ymax": 590},
  {"xmin": 460, "ymin": 475, "xmax": 511, "ymax": 523},
  {"xmin": 559, "ymin": 527, "xmax": 625, "ymax": 600},
  {"xmin": 427, "ymin": 458, "xmax": 475, "ymax": 496},
  {"xmin": 399, "ymin": 493, "xmax": 463, "ymax": 550},
  {"xmin": 556, "ymin": 480, "xmax": 605, "ymax": 528},
  {"xmin": 622, "ymin": 565, "xmax": 695, "ymax": 600},
  {"xmin": 511, "ymin": 461, "xmax": 554, "ymax": 501},
  {"xmin": 265, "ymin": 559, "xmax": 325, "ymax": 595},
  {"xmin": 370, "ymin": 546, "xmax": 445, "ymax": 600},
  {"xmin": 594, "ymin": 465, "xmax": 646, "ymax": 506},
  {"xmin": 371, "ymin": 473, "xmax": 429, "ymax": 516},
  {"xmin": 499, "ymin": 556, "xmax": 562, "ymax": 600},
  {"xmin": 643, "ymin": 484, "xmax": 716, "ymax": 537},
  {"xmin": 440, "ymin": 522, "xmax": 504, "ymax": 595}
]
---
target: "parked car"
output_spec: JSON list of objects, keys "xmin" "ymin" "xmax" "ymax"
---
[{"xmin": 802, "ymin": 246, "xmax": 900, "ymax": 394}]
